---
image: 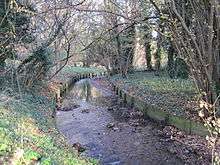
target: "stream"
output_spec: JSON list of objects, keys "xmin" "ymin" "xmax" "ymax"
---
[{"xmin": 56, "ymin": 78, "xmax": 184, "ymax": 165}]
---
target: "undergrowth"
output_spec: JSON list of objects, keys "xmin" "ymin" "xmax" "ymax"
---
[{"xmin": 0, "ymin": 90, "xmax": 97, "ymax": 165}]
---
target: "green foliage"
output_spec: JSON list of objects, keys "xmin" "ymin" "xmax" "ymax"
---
[
  {"xmin": 0, "ymin": 91, "xmax": 97, "ymax": 164},
  {"xmin": 18, "ymin": 47, "xmax": 53, "ymax": 87},
  {"xmin": 0, "ymin": 0, "xmax": 34, "ymax": 69},
  {"xmin": 40, "ymin": 158, "xmax": 53, "ymax": 165},
  {"xmin": 24, "ymin": 150, "xmax": 41, "ymax": 161},
  {"xmin": 174, "ymin": 58, "xmax": 189, "ymax": 79}
]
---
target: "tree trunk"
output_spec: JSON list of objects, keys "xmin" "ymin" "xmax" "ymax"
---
[
  {"xmin": 167, "ymin": 42, "xmax": 175, "ymax": 78},
  {"xmin": 112, "ymin": 34, "xmax": 121, "ymax": 75},
  {"xmin": 155, "ymin": 47, "xmax": 161, "ymax": 72},
  {"xmin": 155, "ymin": 23, "xmax": 164, "ymax": 72},
  {"xmin": 145, "ymin": 41, "xmax": 152, "ymax": 70}
]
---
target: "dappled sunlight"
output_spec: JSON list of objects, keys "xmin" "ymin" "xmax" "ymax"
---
[
  {"xmin": 0, "ymin": 0, "xmax": 219, "ymax": 164},
  {"xmin": 17, "ymin": 118, "xmax": 42, "ymax": 137},
  {"xmin": 111, "ymin": 72, "xmax": 200, "ymax": 120},
  {"xmin": 0, "ymin": 93, "xmax": 95, "ymax": 164},
  {"xmin": 10, "ymin": 148, "xmax": 24, "ymax": 165}
]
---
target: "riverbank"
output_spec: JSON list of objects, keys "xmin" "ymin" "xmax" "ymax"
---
[
  {"xmin": 110, "ymin": 72, "xmax": 212, "ymax": 136},
  {"xmin": 98, "ymin": 78, "xmax": 216, "ymax": 164},
  {"xmin": 0, "ymin": 66, "xmax": 103, "ymax": 164},
  {"xmin": 57, "ymin": 77, "xmax": 214, "ymax": 164},
  {"xmin": 57, "ymin": 78, "xmax": 185, "ymax": 164},
  {"xmin": 0, "ymin": 89, "xmax": 97, "ymax": 164},
  {"xmin": 110, "ymin": 72, "xmax": 199, "ymax": 121},
  {"xmin": 109, "ymin": 72, "xmax": 220, "ymax": 163},
  {"xmin": 0, "ymin": 69, "xmax": 215, "ymax": 164}
]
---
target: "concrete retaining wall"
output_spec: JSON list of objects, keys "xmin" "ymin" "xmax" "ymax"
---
[
  {"xmin": 112, "ymin": 84, "xmax": 208, "ymax": 136},
  {"xmin": 53, "ymin": 71, "xmax": 207, "ymax": 137},
  {"xmin": 53, "ymin": 72, "xmax": 107, "ymax": 107}
]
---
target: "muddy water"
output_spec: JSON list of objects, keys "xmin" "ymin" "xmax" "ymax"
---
[{"xmin": 56, "ymin": 79, "xmax": 184, "ymax": 165}]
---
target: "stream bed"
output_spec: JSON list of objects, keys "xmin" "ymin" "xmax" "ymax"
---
[{"xmin": 56, "ymin": 78, "xmax": 184, "ymax": 165}]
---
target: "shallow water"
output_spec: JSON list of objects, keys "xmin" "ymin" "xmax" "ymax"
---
[{"xmin": 56, "ymin": 79, "xmax": 183, "ymax": 165}]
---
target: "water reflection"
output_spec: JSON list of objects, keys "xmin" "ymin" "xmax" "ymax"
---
[
  {"xmin": 57, "ymin": 78, "xmax": 184, "ymax": 165},
  {"xmin": 73, "ymin": 79, "xmax": 102, "ymax": 102}
]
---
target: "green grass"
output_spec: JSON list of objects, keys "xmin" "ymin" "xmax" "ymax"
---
[
  {"xmin": 111, "ymin": 72, "xmax": 196, "ymax": 94},
  {"xmin": 110, "ymin": 72, "xmax": 198, "ymax": 118},
  {"xmin": 62, "ymin": 66, "xmax": 105, "ymax": 75},
  {"xmin": 55, "ymin": 66, "xmax": 106, "ymax": 82},
  {"xmin": 0, "ymin": 91, "xmax": 98, "ymax": 165}
]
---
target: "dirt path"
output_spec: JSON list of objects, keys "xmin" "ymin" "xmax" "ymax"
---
[{"xmin": 56, "ymin": 78, "xmax": 184, "ymax": 165}]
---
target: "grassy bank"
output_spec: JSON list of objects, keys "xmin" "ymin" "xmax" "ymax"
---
[
  {"xmin": 54, "ymin": 66, "xmax": 106, "ymax": 82},
  {"xmin": 110, "ymin": 72, "xmax": 199, "ymax": 120},
  {"xmin": 0, "ymin": 90, "xmax": 97, "ymax": 165}
]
